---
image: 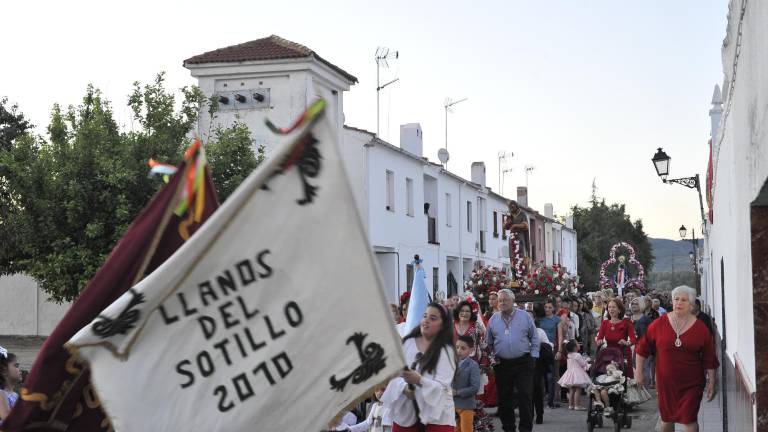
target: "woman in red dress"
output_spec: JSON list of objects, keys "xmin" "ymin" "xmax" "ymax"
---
[
  {"xmin": 635, "ymin": 286, "xmax": 718, "ymax": 432},
  {"xmin": 595, "ymin": 298, "xmax": 636, "ymax": 378}
]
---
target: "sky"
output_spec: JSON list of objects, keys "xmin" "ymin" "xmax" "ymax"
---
[{"xmin": 2, "ymin": 0, "xmax": 728, "ymax": 240}]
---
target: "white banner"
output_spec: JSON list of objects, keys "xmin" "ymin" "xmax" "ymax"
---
[{"xmin": 68, "ymin": 103, "xmax": 405, "ymax": 432}]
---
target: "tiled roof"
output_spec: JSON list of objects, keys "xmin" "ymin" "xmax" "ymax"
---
[{"xmin": 183, "ymin": 35, "xmax": 357, "ymax": 83}]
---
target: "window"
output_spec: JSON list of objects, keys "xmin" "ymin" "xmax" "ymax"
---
[
  {"xmin": 467, "ymin": 201, "xmax": 472, "ymax": 232},
  {"xmin": 493, "ymin": 211, "xmax": 499, "ymax": 237},
  {"xmin": 433, "ymin": 268, "xmax": 439, "ymax": 299},
  {"xmin": 406, "ymin": 178, "xmax": 414, "ymax": 216},
  {"xmin": 445, "ymin": 193, "xmax": 452, "ymax": 226},
  {"xmin": 385, "ymin": 170, "xmax": 394, "ymax": 212},
  {"xmin": 502, "ymin": 212, "xmax": 507, "ymax": 240},
  {"xmin": 406, "ymin": 264, "xmax": 414, "ymax": 290}
]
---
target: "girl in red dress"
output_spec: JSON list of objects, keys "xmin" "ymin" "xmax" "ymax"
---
[
  {"xmin": 635, "ymin": 286, "xmax": 718, "ymax": 432},
  {"xmin": 595, "ymin": 298, "xmax": 636, "ymax": 378}
]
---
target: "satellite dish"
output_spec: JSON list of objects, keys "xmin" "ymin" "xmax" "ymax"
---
[{"xmin": 438, "ymin": 148, "xmax": 449, "ymax": 165}]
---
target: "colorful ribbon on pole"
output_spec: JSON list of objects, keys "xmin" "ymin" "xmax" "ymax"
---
[{"xmin": 173, "ymin": 139, "xmax": 207, "ymax": 222}]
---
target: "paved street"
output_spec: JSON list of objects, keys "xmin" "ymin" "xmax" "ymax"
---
[
  {"xmin": 485, "ymin": 389, "xmax": 723, "ymax": 432},
  {"xmin": 485, "ymin": 400, "xmax": 660, "ymax": 432}
]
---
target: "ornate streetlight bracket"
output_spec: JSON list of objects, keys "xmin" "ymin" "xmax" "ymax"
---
[{"xmin": 664, "ymin": 175, "xmax": 700, "ymax": 190}]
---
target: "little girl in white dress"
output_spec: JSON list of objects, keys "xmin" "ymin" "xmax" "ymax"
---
[{"xmin": 557, "ymin": 340, "xmax": 591, "ymax": 410}]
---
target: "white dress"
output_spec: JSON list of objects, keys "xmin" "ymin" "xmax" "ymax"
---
[
  {"xmin": 381, "ymin": 338, "xmax": 456, "ymax": 427},
  {"xmin": 349, "ymin": 402, "xmax": 391, "ymax": 432}
]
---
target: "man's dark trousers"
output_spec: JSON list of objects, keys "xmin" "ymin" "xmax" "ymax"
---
[{"xmin": 495, "ymin": 354, "xmax": 535, "ymax": 432}]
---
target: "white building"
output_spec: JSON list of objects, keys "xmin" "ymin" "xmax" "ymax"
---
[
  {"xmin": 699, "ymin": 1, "xmax": 768, "ymax": 429},
  {"xmin": 184, "ymin": 35, "xmax": 578, "ymax": 305}
]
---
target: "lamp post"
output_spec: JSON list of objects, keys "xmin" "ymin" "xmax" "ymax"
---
[
  {"xmin": 652, "ymin": 148, "xmax": 708, "ymax": 233},
  {"xmin": 679, "ymin": 224, "xmax": 701, "ymax": 294}
]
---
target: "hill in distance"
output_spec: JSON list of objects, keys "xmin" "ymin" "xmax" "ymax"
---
[{"xmin": 650, "ymin": 238, "xmax": 703, "ymax": 273}]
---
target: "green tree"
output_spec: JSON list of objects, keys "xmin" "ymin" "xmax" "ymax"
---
[
  {"xmin": 0, "ymin": 98, "xmax": 34, "ymax": 274},
  {"xmin": 0, "ymin": 75, "xmax": 261, "ymax": 302},
  {"xmin": 206, "ymin": 122, "xmax": 264, "ymax": 202},
  {"xmin": 572, "ymin": 193, "xmax": 654, "ymax": 291}
]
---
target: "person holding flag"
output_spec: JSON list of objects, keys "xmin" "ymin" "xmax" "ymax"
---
[
  {"xmin": 382, "ymin": 302, "xmax": 457, "ymax": 431},
  {"xmin": 62, "ymin": 100, "xmax": 405, "ymax": 432}
]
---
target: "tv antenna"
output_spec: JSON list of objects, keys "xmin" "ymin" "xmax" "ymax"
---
[
  {"xmin": 498, "ymin": 151, "xmax": 514, "ymax": 195},
  {"xmin": 375, "ymin": 47, "xmax": 399, "ymax": 137},
  {"xmin": 525, "ymin": 165, "xmax": 535, "ymax": 189},
  {"xmin": 444, "ymin": 97, "xmax": 468, "ymax": 169},
  {"xmin": 502, "ymin": 167, "xmax": 514, "ymax": 196}
]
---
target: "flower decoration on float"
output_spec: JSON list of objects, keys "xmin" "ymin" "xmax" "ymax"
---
[
  {"xmin": 599, "ymin": 241, "xmax": 646, "ymax": 293},
  {"xmin": 524, "ymin": 263, "xmax": 578, "ymax": 297},
  {"xmin": 510, "ymin": 234, "xmax": 525, "ymax": 279},
  {"xmin": 468, "ymin": 265, "xmax": 509, "ymax": 301}
]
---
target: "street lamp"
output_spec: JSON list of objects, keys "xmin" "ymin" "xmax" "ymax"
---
[
  {"xmin": 651, "ymin": 148, "xmax": 707, "ymax": 233},
  {"xmin": 652, "ymin": 148, "xmax": 671, "ymax": 181},
  {"xmin": 679, "ymin": 224, "xmax": 701, "ymax": 294}
]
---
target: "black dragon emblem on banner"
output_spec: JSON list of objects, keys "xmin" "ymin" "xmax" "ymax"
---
[
  {"xmin": 263, "ymin": 132, "xmax": 322, "ymax": 206},
  {"xmin": 92, "ymin": 288, "xmax": 145, "ymax": 338},
  {"xmin": 329, "ymin": 332, "xmax": 387, "ymax": 392}
]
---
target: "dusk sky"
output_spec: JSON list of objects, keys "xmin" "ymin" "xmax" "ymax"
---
[{"xmin": 2, "ymin": 0, "xmax": 728, "ymax": 239}]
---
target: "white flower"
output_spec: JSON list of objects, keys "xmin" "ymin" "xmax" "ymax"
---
[
  {"xmin": 478, "ymin": 280, "xmax": 483, "ymax": 286},
  {"xmin": 535, "ymin": 290, "xmax": 539, "ymax": 294},
  {"xmin": 492, "ymin": 276, "xmax": 497, "ymax": 283},
  {"xmin": 556, "ymin": 286, "xmax": 561, "ymax": 291}
]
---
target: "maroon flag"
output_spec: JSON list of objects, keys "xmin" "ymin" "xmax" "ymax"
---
[{"xmin": 2, "ymin": 153, "xmax": 219, "ymax": 432}]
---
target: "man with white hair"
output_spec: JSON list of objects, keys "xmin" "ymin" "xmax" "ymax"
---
[{"xmin": 486, "ymin": 289, "xmax": 540, "ymax": 432}]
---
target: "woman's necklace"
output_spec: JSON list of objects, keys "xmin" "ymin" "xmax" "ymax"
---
[
  {"xmin": 669, "ymin": 314, "xmax": 690, "ymax": 348},
  {"xmin": 610, "ymin": 317, "xmax": 621, "ymax": 331}
]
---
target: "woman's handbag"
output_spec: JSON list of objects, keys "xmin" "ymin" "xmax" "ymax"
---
[{"xmin": 624, "ymin": 380, "xmax": 653, "ymax": 404}]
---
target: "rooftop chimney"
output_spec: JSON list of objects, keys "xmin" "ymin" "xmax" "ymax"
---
[
  {"xmin": 400, "ymin": 123, "xmax": 423, "ymax": 157},
  {"xmin": 516, "ymin": 187, "xmax": 528, "ymax": 208},
  {"xmin": 471, "ymin": 162, "xmax": 486, "ymax": 187},
  {"xmin": 544, "ymin": 203, "xmax": 554, "ymax": 218}
]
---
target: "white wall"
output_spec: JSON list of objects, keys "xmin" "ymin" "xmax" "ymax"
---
[
  {"xmin": 562, "ymin": 228, "xmax": 578, "ymax": 274},
  {"xmin": 188, "ymin": 59, "xmax": 351, "ymax": 155},
  {"xmin": 704, "ymin": 0, "xmax": 768, "ymax": 390},
  {"xmin": 0, "ymin": 274, "xmax": 70, "ymax": 336}
]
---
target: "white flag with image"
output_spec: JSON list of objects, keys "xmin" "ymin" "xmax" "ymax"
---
[{"xmin": 68, "ymin": 101, "xmax": 405, "ymax": 432}]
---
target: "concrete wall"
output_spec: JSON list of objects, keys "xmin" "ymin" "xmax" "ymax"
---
[
  {"xmin": 0, "ymin": 274, "xmax": 70, "ymax": 336},
  {"xmin": 707, "ymin": 0, "xmax": 768, "ymax": 391},
  {"xmin": 702, "ymin": 1, "xmax": 768, "ymax": 428}
]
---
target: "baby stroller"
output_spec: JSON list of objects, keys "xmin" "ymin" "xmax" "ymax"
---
[{"xmin": 586, "ymin": 346, "xmax": 632, "ymax": 431}]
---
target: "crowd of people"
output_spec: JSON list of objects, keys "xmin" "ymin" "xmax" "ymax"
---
[
  {"xmin": 338, "ymin": 283, "xmax": 718, "ymax": 432},
  {"xmin": 1, "ymin": 282, "xmax": 718, "ymax": 432}
]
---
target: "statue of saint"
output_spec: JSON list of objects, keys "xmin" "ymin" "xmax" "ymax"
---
[
  {"xmin": 504, "ymin": 200, "xmax": 529, "ymax": 280},
  {"xmin": 613, "ymin": 255, "xmax": 631, "ymax": 296}
]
